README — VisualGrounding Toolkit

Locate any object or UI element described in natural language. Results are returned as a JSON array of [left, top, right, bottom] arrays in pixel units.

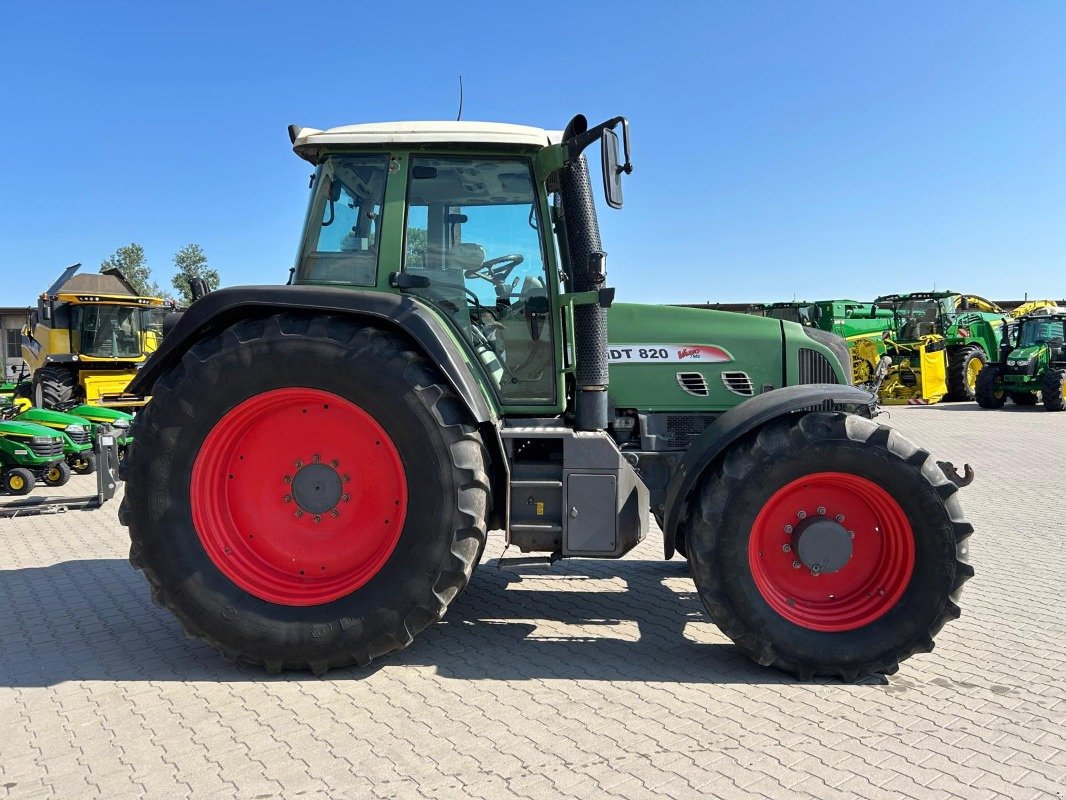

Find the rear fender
[[662, 384, 877, 558], [129, 285, 496, 424]]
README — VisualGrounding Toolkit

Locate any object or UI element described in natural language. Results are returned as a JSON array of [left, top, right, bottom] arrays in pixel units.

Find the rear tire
[[3, 467, 35, 495], [121, 313, 490, 674], [975, 366, 1006, 409], [947, 346, 986, 401], [1008, 391, 1039, 406], [33, 366, 78, 409], [1043, 368, 1066, 412], [42, 460, 71, 487], [683, 411, 973, 681]]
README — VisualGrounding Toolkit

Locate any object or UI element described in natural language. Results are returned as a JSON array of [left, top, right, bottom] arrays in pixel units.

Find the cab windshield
[[894, 298, 942, 339], [1019, 319, 1065, 348], [72, 304, 143, 358], [767, 306, 813, 326]]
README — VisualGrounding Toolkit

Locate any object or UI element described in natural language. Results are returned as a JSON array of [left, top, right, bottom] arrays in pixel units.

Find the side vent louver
[[675, 372, 709, 396], [721, 371, 755, 396]]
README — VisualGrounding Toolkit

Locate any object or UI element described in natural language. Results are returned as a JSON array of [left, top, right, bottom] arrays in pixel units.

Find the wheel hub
[[793, 517, 852, 575], [290, 463, 343, 514]]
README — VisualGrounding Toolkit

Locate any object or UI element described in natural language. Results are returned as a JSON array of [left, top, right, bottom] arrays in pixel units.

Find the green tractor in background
[[976, 311, 1066, 411], [121, 113, 972, 682], [760, 300, 895, 387], [872, 292, 1006, 402], [0, 418, 67, 495]]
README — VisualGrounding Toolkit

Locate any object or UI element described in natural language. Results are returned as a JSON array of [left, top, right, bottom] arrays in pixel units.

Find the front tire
[[121, 314, 490, 674], [42, 460, 71, 487], [33, 366, 78, 409], [1043, 368, 1066, 411], [70, 452, 97, 475], [683, 411, 973, 681], [1008, 391, 1039, 406], [3, 467, 35, 495], [975, 366, 1006, 409], [947, 346, 986, 402]]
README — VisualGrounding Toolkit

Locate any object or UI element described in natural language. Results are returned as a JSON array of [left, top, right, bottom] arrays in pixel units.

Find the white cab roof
[[291, 121, 562, 162]]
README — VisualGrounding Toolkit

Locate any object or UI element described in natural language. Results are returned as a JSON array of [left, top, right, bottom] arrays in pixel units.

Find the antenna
[[456, 75, 464, 121]]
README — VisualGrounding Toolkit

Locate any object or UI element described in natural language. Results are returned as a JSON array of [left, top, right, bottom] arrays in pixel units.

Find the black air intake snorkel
[[559, 114, 631, 431]]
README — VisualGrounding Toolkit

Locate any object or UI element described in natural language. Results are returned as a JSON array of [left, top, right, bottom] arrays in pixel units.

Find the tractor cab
[[21, 265, 165, 408]]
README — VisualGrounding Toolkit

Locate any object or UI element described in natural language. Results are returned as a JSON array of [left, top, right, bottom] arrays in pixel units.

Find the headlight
[[1008, 359, 1017, 366], [65, 424, 85, 433], [111, 419, 130, 429], [31, 435, 54, 444]]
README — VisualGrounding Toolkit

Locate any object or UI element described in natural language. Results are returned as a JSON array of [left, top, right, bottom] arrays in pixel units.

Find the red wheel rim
[[191, 388, 407, 606], [748, 472, 914, 632]]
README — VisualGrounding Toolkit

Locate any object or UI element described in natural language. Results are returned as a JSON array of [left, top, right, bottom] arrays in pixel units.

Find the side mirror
[[810, 305, 824, 322], [602, 129, 624, 209]]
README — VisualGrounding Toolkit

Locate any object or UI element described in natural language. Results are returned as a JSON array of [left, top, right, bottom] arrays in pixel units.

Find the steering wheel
[[465, 254, 524, 283]]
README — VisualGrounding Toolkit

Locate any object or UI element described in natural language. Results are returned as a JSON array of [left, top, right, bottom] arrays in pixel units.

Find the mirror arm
[[563, 116, 633, 173]]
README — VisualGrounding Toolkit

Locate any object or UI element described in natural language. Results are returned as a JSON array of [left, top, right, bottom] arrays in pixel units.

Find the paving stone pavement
[[1, 404, 1063, 800]]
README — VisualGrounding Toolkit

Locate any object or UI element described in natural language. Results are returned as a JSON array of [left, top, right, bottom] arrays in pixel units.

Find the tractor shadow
[[0, 553, 801, 688]]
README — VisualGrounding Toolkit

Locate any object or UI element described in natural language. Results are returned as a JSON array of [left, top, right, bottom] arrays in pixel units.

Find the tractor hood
[[66, 404, 133, 425], [605, 303, 797, 412], [15, 407, 90, 432], [1008, 345, 1045, 364], [0, 418, 63, 438]]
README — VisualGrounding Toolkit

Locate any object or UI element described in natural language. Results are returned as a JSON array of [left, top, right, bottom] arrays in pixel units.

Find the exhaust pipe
[[560, 115, 609, 431]]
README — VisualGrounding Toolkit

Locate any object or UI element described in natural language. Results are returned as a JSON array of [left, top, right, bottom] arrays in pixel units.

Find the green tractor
[[976, 311, 1066, 411], [873, 292, 1006, 401], [121, 114, 972, 681], [0, 418, 67, 495], [761, 300, 895, 387], [1, 397, 98, 475]]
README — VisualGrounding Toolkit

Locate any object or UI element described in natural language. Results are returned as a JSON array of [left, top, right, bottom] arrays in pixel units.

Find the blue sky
[[2, 2, 1064, 305]]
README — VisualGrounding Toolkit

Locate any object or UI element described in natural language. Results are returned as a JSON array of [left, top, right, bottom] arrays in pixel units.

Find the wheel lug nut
[[848, 530, 854, 539], [797, 510, 807, 520], [817, 506, 826, 516], [294, 510, 303, 518], [836, 514, 845, 523], [792, 560, 801, 569], [283, 475, 292, 484], [782, 544, 792, 553], [283, 494, 292, 503], [330, 509, 339, 518], [312, 454, 320, 463], [811, 564, 821, 575], [341, 494, 350, 503], [313, 515, 321, 524], [295, 460, 303, 468], [342, 474, 350, 483], [330, 459, 339, 468], [784, 524, 794, 534]]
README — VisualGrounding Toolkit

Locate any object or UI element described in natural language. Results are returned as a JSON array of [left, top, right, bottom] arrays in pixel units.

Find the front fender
[[662, 384, 876, 558], [129, 285, 497, 424]]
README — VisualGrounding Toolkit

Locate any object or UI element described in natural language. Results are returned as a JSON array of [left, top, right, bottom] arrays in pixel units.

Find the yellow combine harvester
[[21, 264, 167, 409]]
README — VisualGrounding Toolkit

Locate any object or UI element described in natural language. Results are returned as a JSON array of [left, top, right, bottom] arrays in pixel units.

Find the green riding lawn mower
[[0, 417, 67, 495], [120, 113, 973, 682], [976, 312, 1066, 411]]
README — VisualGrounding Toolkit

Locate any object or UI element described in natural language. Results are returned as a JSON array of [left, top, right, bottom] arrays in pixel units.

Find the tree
[[405, 227, 427, 266], [100, 243, 164, 297], [171, 243, 221, 306]]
